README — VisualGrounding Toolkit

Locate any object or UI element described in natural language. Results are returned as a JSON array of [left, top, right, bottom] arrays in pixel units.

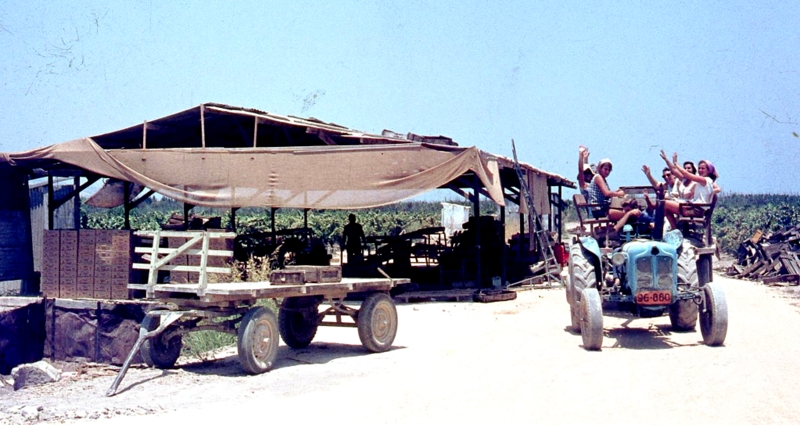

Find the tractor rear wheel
[[568, 242, 596, 333]]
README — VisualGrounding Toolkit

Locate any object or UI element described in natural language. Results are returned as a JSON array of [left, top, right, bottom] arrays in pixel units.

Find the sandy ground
[[3, 272, 800, 425]]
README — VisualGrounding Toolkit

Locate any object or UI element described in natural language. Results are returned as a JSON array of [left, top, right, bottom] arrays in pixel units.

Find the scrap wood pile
[[727, 226, 800, 286]]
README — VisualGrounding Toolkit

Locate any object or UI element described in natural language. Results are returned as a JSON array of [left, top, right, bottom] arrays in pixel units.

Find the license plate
[[635, 290, 672, 305]]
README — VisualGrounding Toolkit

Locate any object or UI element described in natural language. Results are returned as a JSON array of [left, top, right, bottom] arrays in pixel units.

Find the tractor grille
[[635, 256, 674, 290], [636, 257, 652, 289], [656, 256, 674, 290]]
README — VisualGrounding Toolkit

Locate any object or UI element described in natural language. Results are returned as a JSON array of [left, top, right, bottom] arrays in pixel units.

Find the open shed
[[0, 103, 574, 293]]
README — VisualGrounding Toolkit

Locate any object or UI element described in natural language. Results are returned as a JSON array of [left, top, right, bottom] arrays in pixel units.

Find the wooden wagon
[[108, 230, 408, 396]]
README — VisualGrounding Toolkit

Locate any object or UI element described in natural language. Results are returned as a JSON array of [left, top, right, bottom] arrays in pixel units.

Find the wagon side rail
[[130, 230, 236, 298]]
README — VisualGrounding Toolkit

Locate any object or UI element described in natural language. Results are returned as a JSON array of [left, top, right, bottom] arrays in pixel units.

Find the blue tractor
[[566, 197, 727, 350]]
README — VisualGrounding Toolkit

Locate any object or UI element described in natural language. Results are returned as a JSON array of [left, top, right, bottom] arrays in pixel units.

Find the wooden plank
[[134, 247, 233, 257], [132, 263, 231, 274], [741, 259, 765, 277], [762, 274, 800, 285], [134, 230, 235, 239]]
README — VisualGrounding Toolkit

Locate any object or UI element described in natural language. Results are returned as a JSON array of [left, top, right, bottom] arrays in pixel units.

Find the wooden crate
[[268, 270, 306, 285], [283, 265, 342, 283]]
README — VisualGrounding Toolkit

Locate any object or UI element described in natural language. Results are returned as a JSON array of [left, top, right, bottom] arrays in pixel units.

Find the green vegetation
[[81, 197, 498, 246], [83, 193, 800, 256], [713, 194, 800, 253]]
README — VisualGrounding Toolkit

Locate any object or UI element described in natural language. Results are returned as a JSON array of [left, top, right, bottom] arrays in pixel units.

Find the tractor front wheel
[[580, 288, 603, 351], [700, 282, 728, 346]]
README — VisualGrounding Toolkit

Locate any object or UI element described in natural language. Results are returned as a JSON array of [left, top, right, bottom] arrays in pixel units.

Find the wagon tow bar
[[106, 311, 184, 397]]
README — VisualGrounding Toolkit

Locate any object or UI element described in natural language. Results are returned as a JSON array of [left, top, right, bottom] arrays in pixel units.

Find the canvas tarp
[[1, 138, 505, 210]]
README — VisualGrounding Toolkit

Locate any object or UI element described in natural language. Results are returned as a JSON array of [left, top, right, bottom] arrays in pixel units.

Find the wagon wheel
[[279, 297, 322, 349], [140, 314, 182, 369], [357, 293, 398, 353], [237, 307, 280, 374]]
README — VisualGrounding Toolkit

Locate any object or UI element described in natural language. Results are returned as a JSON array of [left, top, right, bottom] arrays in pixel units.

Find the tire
[[140, 314, 182, 369], [670, 244, 699, 331], [568, 242, 596, 333], [581, 288, 603, 351], [700, 282, 728, 346], [357, 293, 398, 353], [237, 306, 280, 374], [278, 297, 320, 349]]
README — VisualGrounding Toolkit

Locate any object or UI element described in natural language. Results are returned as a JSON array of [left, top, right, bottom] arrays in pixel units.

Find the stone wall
[[44, 299, 151, 365], [1, 297, 152, 374], [0, 298, 45, 375]]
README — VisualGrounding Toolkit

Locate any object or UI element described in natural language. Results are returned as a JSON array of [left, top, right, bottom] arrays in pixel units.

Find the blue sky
[[2, 1, 798, 195]]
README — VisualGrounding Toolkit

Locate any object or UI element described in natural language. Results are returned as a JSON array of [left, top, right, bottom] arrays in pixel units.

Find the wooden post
[[304, 209, 309, 243], [473, 175, 482, 287], [271, 207, 277, 246], [183, 203, 193, 230], [253, 116, 258, 147], [146, 229, 161, 298], [518, 211, 524, 263], [229, 208, 238, 232], [500, 205, 506, 286], [201, 104, 206, 148], [198, 232, 210, 296], [47, 175, 54, 230], [123, 181, 131, 230], [73, 177, 80, 229]]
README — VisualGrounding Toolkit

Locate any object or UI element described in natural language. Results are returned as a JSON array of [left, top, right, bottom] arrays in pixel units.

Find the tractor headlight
[[611, 252, 628, 267]]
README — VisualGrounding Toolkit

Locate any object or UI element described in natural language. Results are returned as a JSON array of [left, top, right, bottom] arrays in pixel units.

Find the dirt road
[[3, 274, 800, 424]]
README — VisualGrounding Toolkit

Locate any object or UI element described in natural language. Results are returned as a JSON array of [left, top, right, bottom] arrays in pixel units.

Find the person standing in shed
[[343, 213, 366, 263]]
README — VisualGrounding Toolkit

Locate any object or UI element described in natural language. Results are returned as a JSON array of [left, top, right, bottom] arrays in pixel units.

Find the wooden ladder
[[510, 139, 562, 286]]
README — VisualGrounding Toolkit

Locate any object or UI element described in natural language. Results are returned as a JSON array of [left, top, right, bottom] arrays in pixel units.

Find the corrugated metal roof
[[87, 102, 573, 188]]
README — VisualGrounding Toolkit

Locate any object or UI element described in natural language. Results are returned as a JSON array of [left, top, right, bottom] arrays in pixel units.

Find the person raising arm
[[577, 145, 595, 199], [588, 158, 626, 222], [660, 150, 719, 228]]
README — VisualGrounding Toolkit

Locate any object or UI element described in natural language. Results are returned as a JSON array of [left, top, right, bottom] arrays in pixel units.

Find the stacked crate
[[40, 229, 131, 299], [111, 231, 132, 299], [59, 231, 78, 298], [40, 231, 60, 297], [94, 230, 114, 298], [77, 230, 96, 298]]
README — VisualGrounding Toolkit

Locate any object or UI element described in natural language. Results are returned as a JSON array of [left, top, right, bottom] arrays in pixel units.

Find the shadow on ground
[[605, 323, 701, 349], [178, 343, 407, 377]]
